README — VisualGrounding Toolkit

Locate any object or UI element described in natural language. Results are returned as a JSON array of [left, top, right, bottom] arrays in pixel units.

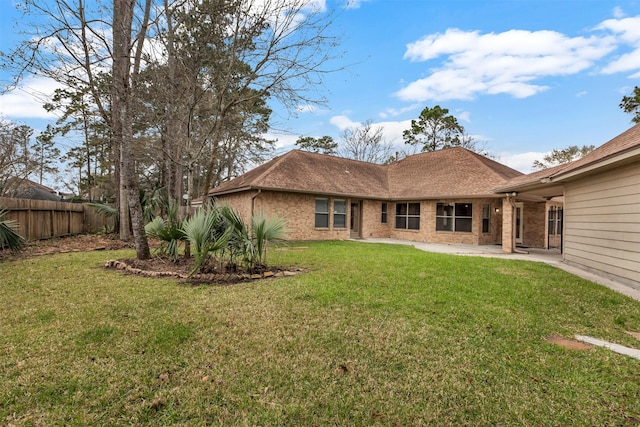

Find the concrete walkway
[[359, 238, 640, 302]]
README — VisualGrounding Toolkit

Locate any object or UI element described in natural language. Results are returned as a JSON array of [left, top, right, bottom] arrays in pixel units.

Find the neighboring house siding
[[563, 162, 640, 287]]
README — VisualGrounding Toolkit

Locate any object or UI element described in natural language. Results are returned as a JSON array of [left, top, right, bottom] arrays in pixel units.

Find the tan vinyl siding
[[563, 162, 640, 286]]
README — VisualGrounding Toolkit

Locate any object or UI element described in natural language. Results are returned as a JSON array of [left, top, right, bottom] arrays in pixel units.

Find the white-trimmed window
[[315, 198, 329, 228], [548, 207, 556, 235], [548, 206, 563, 235], [436, 202, 473, 232], [333, 199, 346, 228], [395, 202, 420, 230], [381, 203, 388, 223]]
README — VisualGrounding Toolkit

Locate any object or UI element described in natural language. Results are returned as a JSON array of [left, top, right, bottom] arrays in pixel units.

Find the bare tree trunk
[[112, 103, 130, 240], [113, 0, 149, 259]]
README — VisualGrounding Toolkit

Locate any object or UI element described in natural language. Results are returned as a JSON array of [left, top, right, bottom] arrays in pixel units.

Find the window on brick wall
[[315, 198, 329, 228], [482, 204, 490, 233], [334, 199, 346, 228], [381, 203, 388, 223], [436, 202, 473, 232], [548, 206, 563, 235], [395, 202, 420, 230], [556, 208, 563, 235]]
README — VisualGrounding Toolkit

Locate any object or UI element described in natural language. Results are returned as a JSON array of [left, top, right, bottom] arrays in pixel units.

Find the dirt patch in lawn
[[625, 331, 640, 341], [0, 234, 135, 261], [547, 335, 593, 350]]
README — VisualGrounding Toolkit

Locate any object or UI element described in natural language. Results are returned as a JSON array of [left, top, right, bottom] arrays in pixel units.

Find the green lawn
[[1, 241, 639, 425]]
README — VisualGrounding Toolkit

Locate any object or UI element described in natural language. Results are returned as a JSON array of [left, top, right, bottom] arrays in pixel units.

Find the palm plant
[[218, 204, 251, 269], [249, 212, 287, 268], [0, 208, 25, 253], [219, 205, 287, 271], [181, 204, 232, 275], [144, 202, 186, 262]]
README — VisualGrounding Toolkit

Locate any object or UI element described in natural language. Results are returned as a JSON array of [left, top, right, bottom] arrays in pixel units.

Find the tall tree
[[620, 86, 640, 124], [43, 76, 115, 202], [295, 136, 338, 154], [339, 120, 392, 164], [112, 0, 152, 259], [3, 0, 126, 235], [196, 0, 341, 195], [402, 105, 465, 152], [3, 0, 341, 253], [0, 120, 35, 197], [32, 125, 60, 186], [532, 145, 595, 170]]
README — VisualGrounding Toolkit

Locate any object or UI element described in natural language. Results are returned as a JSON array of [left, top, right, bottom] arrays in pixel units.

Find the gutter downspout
[[251, 189, 262, 217]]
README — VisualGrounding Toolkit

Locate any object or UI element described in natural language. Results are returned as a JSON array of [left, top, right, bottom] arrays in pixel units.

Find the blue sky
[[2, 0, 640, 179]]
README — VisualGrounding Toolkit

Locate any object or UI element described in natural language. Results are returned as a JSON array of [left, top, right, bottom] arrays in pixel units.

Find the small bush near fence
[[0, 197, 114, 241]]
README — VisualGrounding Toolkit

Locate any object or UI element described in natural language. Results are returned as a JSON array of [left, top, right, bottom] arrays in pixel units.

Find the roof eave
[[552, 146, 640, 182], [389, 193, 506, 201], [209, 185, 392, 200]]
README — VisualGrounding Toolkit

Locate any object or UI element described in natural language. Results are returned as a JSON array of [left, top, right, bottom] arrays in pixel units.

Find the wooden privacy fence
[[0, 197, 114, 241]]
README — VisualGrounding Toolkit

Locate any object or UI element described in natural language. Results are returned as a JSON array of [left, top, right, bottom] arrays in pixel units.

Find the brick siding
[[213, 190, 517, 246]]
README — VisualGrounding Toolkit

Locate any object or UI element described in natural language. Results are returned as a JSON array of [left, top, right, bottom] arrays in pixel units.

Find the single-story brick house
[[497, 123, 640, 288], [206, 147, 561, 250]]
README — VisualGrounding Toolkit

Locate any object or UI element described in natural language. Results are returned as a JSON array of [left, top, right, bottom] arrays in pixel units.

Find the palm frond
[[0, 208, 25, 253], [251, 212, 287, 267], [145, 216, 185, 261], [87, 203, 118, 218], [182, 205, 232, 276]]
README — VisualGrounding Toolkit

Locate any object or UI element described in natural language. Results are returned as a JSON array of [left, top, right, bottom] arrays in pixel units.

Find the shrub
[[144, 202, 186, 262], [181, 204, 231, 275]]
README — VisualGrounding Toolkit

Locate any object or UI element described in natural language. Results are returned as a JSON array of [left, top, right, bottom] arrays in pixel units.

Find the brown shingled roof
[[551, 122, 640, 177], [388, 148, 522, 199], [497, 123, 640, 193], [208, 150, 389, 198], [208, 147, 523, 200]]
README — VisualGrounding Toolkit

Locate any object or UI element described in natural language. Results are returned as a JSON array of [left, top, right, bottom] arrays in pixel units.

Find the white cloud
[[496, 151, 548, 174], [378, 103, 420, 119], [576, 90, 587, 97], [457, 111, 471, 123], [330, 114, 412, 147], [374, 119, 412, 146], [397, 28, 616, 102], [613, 7, 626, 19], [345, 0, 371, 9], [329, 114, 360, 130], [0, 76, 61, 119], [264, 130, 300, 150], [597, 16, 640, 75]]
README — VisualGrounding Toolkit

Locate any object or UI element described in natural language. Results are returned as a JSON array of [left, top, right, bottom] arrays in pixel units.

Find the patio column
[[501, 196, 515, 253]]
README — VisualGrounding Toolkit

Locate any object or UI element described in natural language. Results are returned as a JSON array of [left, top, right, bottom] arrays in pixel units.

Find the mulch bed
[[1, 233, 302, 285], [105, 257, 303, 285]]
